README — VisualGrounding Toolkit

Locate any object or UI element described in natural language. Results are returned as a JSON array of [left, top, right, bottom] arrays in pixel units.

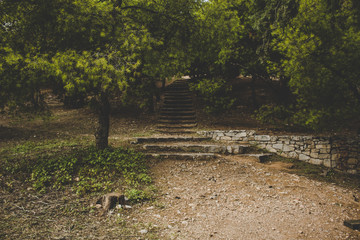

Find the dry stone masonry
[[198, 130, 360, 174]]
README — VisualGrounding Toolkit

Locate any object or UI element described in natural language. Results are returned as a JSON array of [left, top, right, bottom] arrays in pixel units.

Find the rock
[[299, 154, 310, 161], [181, 221, 189, 225], [255, 135, 271, 141], [309, 159, 323, 165], [139, 229, 148, 234], [273, 144, 283, 150], [344, 220, 360, 230]]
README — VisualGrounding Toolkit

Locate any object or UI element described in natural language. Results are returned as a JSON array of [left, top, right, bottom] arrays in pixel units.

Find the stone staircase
[[157, 79, 197, 132], [131, 78, 272, 161]]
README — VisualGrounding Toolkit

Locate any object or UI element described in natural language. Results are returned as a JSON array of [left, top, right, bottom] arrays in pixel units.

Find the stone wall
[[198, 130, 360, 174]]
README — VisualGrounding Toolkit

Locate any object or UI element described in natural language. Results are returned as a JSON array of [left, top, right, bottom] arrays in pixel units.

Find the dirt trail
[[131, 156, 360, 239]]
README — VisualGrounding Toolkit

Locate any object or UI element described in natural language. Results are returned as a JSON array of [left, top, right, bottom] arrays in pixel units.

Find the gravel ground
[[131, 155, 360, 240]]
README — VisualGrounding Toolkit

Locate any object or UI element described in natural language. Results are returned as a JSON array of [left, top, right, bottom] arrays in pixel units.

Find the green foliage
[[190, 78, 235, 114], [1, 141, 151, 195], [255, 104, 292, 125], [271, 0, 360, 130], [125, 188, 152, 203]]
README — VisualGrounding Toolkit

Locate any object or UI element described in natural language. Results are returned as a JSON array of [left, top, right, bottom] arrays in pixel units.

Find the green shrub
[[189, 78, 235, 114], [255, 104, 292, 125]]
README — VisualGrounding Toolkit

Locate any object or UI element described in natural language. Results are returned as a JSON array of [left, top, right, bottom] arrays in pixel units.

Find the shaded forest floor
[[1, 88, 359, 239]]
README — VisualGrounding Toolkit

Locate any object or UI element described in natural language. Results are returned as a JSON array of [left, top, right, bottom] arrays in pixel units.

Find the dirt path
[[131, 156, 360, 239]]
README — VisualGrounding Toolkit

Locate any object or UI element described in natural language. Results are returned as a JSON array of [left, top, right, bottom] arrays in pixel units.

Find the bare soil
[[130, 156, 360, 239]]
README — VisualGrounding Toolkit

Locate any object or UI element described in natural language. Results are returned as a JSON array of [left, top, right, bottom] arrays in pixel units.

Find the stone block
[[320, 148, 330, 154], [283, 145, 295, 152], [291, 136, 301, 141], [318, 154, 330, 159], [273, 144, 283, 150], [316, 144, 330, 149], [348, 158, 358, 165], [270, 136, 278, 141], [235, 132, 247, 138], [247, 130, 256, 136], [266, 145, 277, 153], [311, 148, 320, 153], [233, 146, 240, 154], [288, 152, 298, 159], [226, 133, 236, 137], [299, 154, 310, 161], [310, 152, 319, 158], [221, 136, 232, 141], [227, 146, 233, 154], [255, 135, 271, 141], [347, 169, 358, 174], [257, 144, 266, 149], [323, 159, 332, 168], [309, 159, 323, 165]]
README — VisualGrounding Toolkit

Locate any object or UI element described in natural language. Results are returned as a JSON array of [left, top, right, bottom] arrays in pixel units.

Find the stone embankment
[[198, 130, 360, 174]]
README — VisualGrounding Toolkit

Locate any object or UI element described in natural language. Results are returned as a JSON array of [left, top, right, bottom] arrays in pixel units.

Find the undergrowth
[[0, 140, 153, 202]]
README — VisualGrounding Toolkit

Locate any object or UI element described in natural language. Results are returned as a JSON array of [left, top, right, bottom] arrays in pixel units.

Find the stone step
[[160, 111, 196, 116], [158, 119, 197, 124], [143, 144, 249, 154], [159, 115, 196, 120], [162, 104, 194, 109], [132, 136, 211, 144], [164, 99, 193, 104], [161, 107, 194, 111], [157, 130, 197, 134], [164, 90, 190, 94], [146, 152, 216, 160], [164, 96, 193, 101], [166, 86, 188, 90], [157, 124, 197, 129], [164, 92, 192, 96]]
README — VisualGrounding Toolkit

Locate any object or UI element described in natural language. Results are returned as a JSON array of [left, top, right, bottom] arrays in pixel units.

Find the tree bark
[[95, 93, 110, 150]]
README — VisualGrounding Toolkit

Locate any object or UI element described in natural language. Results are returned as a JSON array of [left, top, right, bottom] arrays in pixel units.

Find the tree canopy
[[1, 0, 359, 147]]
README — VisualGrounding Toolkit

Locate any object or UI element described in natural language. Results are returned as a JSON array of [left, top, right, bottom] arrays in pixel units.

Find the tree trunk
[[95, 93, 110, 150]]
